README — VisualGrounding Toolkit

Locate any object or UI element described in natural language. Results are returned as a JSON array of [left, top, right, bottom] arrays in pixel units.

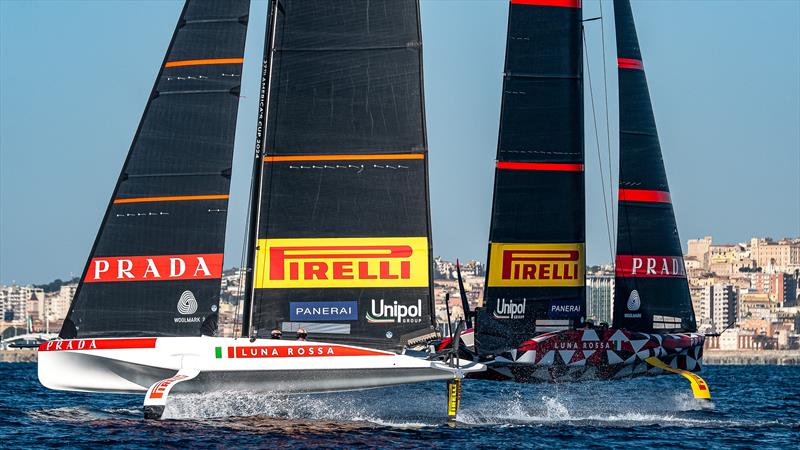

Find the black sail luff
[[247, 0, 436, 351], [60, 0, 250, 338], [612, 0, 696, 333], [476, 0, 585, 355]]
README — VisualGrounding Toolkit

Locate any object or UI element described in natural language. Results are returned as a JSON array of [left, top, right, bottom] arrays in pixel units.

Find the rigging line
[[236, 2, 274, 340], [598, 0, 617, 249], [583, 27, 615, 261], [233, 147, 258, 340], [248, 0, 283, 338]]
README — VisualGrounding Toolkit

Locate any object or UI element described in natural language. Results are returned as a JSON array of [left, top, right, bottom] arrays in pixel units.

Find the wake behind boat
[[39, 0, 483, 420]]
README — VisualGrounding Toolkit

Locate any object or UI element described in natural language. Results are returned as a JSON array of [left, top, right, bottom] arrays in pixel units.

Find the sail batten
[[60, 0, 251, 339], [612, 0, 696, 333], [475, 0, 585, 354]]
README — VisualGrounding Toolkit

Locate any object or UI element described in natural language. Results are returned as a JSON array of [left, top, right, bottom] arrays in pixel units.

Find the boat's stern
[[38, 338, 179, 393]]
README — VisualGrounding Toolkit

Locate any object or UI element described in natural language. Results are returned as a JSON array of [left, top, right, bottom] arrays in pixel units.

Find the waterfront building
[[705, 328, 758, 350], [750, 272, 798, 306], [708, 243, 754, 276], [1, 285, 44, 323], [739, 292, 774, 322], [586, 275, 614, 324], [48, 284, 76, 321], [750, 237, 800, 272], [690, 283, 737, 333], [712, 284, 738, 333], [687, 236, 712, 270], [690, 286, 712, 332]]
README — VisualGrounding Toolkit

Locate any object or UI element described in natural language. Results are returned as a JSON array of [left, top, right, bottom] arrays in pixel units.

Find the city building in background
[[3, 235, 799, 349], [587, 272, 614, 325]]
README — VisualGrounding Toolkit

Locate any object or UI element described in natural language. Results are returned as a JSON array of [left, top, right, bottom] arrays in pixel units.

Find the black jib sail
[[612, 0, 696, 333], [476, 0, 585, 354], [244, 0, 436, 351], [60, 0, 250, 338]]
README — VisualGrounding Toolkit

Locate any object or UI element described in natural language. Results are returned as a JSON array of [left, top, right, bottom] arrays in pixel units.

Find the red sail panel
[[612, 0, 696, 333]]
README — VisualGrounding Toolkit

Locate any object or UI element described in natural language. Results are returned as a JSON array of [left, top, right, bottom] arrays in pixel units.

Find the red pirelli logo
[[255, 238, 428, 288], [616, 255, 686, 278], [84, 254, 223, 283], [487, 243, 585, 287]]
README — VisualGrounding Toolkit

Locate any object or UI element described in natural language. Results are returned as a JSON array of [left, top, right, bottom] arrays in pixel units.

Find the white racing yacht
[[39, 0, 483, 420]]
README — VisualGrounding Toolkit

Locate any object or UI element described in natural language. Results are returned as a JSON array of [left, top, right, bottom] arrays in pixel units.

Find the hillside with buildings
[[3, 236, 799, 351]]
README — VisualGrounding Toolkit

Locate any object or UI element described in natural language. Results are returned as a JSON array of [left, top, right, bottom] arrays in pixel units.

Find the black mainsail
[[612, 0, 696, 333], [476, 0, 585, 354], [244, 0, 436, 351], [60, 0, 250, 338]]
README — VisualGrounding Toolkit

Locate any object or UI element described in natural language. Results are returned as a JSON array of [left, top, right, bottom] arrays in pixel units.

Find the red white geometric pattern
[[473, 328, 705, 383]]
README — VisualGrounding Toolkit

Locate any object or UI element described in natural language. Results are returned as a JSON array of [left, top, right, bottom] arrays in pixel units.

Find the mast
[[245, 0, 436, 351], [612, 0, 696, 333], [242, 0, 279, 338], [60, 0, 251, 339], [475, 0, 585, 354]]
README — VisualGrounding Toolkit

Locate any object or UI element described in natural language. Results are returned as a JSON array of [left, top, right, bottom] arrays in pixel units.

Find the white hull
[[38, 337, 483, 396]]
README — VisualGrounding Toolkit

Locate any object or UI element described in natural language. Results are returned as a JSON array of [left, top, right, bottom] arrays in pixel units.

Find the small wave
[[25, 406, 140, 423]]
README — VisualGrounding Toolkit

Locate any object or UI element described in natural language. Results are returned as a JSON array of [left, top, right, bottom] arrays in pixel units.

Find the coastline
[[703, 350, 800, 366], [3, 349, 799, 365], [0, 349, 37, 363]]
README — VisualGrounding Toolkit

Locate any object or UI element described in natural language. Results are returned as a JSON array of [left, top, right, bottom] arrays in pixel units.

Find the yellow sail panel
[[254, 237, 429, 289], [486, 243, 585, 287]]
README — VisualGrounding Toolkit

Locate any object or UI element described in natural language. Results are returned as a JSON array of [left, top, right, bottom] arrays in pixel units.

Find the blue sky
[[1, 0, 798, 284]]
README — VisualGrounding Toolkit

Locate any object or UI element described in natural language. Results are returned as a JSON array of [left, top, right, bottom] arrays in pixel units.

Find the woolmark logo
[[493, 298, 526, 320], [366, 299, 423, 324], [627, 290, 641, 311], [255, 237, 428, 289], [84, 254, 223, 283], [624, 290, 643, 319], [177, 291, 198, 315], [487, 243, 585, 287]]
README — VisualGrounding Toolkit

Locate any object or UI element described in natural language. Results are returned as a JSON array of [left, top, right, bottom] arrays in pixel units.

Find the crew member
[[270, 329, 282, 339], [297, 328, 308, 341]]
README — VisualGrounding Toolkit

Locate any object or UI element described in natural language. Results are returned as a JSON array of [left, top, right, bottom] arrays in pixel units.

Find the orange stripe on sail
[[264, 154, 424, 162], [113, 194, 229, 204], [164, 58, 244, 68]]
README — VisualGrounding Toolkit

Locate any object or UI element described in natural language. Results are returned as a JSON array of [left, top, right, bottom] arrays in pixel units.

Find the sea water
[[2, 364, 798, 448]]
